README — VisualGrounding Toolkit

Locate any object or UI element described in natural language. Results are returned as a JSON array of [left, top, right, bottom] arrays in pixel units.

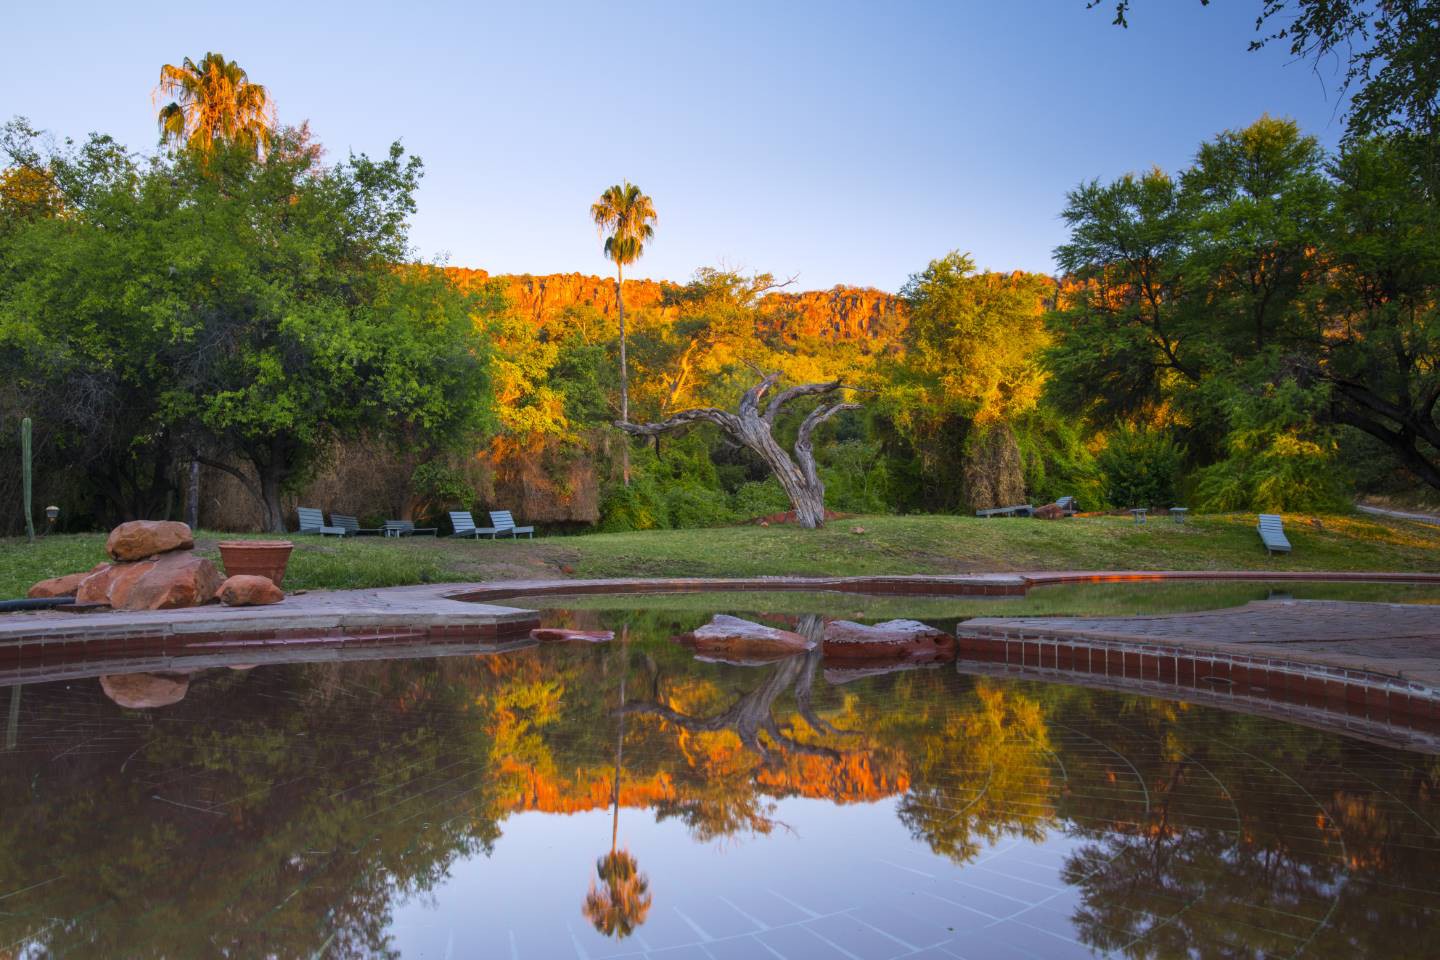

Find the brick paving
[[964, 599, 1440, 686]]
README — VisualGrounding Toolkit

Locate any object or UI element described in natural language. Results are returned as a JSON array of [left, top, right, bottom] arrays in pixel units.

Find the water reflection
[[0, 604, 1437, 958]]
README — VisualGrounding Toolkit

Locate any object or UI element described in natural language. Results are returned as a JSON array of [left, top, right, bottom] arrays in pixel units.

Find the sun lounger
[[1258, 514, 1292, 555], [297, 507, 344, 537], [489, 510, 535, 538], [384, 520, 438, 537], [449, 510, 499, 539], [1057, 496, 1078, 516], [331, 514, 383, 536], [975, 504, 1034, 518]]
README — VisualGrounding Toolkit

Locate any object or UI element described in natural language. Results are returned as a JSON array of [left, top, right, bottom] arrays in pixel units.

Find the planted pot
[[217, 540, 294, 588]]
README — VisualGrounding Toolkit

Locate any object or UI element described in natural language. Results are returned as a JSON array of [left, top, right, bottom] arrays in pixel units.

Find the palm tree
[[154, 53, 274, 157], [590, 183, 656, 483]]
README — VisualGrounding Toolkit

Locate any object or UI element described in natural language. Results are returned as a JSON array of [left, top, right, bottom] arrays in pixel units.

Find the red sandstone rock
[[100, 672, 190, 709], [822, 619, 956, 660], [27, 563, 109, 599], [106, 520, 194, 562], [1034, 503, 1064, 520], [125, 553, 225, 610], [530, 627, 613, 642], [216, 574, 285, 606], [681, 615, 814, 661], [78, 552, 224, 610]]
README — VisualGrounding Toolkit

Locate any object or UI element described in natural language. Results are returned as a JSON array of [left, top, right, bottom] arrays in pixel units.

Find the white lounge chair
[[489, 510, 535, 539], [1258, 514, 1292, 555], [297, 507, 344, 537], [449, 510, 499, 539]]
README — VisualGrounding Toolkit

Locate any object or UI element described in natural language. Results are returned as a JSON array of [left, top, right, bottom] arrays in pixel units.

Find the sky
[[1, 1, 1353, 292]]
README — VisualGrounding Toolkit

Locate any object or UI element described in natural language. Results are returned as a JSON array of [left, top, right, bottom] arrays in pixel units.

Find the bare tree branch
[[615, 407, 740, 437], [763, 379, 844, 424]]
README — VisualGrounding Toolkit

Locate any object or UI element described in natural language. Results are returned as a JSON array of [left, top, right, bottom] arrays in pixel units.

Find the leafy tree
[[154, 52, 274, 157], [890, 252, 1053, 510]]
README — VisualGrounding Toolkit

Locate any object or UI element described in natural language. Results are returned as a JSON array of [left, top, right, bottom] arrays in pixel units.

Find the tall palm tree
[[590, 182, 656, 483], [154, 52, 274, 157]]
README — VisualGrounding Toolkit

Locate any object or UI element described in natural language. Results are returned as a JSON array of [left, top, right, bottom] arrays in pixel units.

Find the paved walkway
[[1358, 503, 1440, 527], [965, 599, 1440, 686]]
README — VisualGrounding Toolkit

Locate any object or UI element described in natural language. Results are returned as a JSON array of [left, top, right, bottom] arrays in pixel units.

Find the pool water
[[2, 600, 1438, 958]]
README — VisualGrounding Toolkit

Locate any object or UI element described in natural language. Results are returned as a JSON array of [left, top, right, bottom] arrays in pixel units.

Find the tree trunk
[[617, 373, 858, 529], [186, 458, 200, 529], [617, 265, 630, 487]]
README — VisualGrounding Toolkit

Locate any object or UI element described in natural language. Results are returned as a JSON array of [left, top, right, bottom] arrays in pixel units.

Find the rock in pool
[[822, 619, 956, 660], [681, 614, 814, 661]]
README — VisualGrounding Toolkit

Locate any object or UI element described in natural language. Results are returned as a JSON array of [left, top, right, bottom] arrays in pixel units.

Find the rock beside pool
[[530, 627, 614, 642], [100, 672, 190, 709], [216, 575, 285, 607], [27, 563, 110, 599], [681, 615, 814, 660], [822, 619, 955, 660], [78, 552, 225, 611], [106, 520, 195, 562]]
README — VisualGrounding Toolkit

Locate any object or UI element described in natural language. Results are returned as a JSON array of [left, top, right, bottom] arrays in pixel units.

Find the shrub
[[597, 477, 669, 532], [819, 440, 893, 514], [1096, 426, 1185, 508], [663, 482, 736, 528], [730, 480, 790, 520], [1195, 431, 1349, 512]]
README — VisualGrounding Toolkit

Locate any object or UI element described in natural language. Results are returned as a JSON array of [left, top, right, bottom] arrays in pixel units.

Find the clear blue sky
[[1, 1, 1350, 291]]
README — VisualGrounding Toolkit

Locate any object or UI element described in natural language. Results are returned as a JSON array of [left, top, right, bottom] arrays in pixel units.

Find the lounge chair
[[384, 520, 438, 538], [297, 507, 344, 537], [331, 514, 383, 536], [975, 504, 1034, 518], [489, 510, 535, 539], [449, 510, 499, 539], [1257, 514, 1292, 555], [1057, 496, 1078, 516]]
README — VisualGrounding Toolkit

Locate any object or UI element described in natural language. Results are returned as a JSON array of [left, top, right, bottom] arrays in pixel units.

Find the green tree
[[154, 52, 274, 157]]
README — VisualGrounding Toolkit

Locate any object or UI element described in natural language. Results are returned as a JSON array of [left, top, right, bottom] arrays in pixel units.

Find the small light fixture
[[45, 505, 59, 526]]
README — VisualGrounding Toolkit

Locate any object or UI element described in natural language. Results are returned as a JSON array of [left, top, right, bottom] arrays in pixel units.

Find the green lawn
[[3, 511, 1437, 598]]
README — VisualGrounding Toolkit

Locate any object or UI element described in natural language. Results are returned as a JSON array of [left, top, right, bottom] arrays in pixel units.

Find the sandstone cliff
[[446, 267, 906, 342]]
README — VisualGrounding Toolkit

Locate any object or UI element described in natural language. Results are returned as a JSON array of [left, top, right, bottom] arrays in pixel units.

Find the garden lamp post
[[45, 505, 58, 533]]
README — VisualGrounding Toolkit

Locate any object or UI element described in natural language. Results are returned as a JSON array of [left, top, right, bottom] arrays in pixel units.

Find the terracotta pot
[[217, 541, 294, 587]]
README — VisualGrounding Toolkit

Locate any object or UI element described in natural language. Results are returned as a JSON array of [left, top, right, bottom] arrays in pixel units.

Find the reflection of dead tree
[[621, 621, 857, 766], [617, 373, 859, 529]]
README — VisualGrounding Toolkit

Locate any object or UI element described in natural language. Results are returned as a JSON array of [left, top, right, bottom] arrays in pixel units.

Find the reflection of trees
[[1047, 697, 1440, 959]]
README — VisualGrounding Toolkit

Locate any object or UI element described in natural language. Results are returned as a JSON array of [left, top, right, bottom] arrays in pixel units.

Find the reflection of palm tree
[[583, 848, 652, 938], [584, 623, 653, 939]]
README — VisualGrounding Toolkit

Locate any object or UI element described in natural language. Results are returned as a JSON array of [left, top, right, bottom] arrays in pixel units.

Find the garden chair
[[297, 507, 344, 537], [384, 520, 438, 537], [331, 514, 383, 536], [489, 510, 536, 539], [1257, 514, 1292, 555], [449, 510, 499, 539]]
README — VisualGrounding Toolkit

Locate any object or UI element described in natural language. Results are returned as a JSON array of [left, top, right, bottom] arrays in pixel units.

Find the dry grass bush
[[962, 424, 1026, 512]]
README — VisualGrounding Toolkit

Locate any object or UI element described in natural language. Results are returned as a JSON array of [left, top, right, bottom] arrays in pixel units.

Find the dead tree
[[616, 373, 859, 529]]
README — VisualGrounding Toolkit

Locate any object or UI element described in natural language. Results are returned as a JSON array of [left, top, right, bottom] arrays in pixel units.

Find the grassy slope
[[2, 512, 1437, 598]]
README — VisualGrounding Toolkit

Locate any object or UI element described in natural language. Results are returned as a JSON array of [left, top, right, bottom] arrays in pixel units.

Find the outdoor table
[[1170, 507, 1188, 524], [1129, 508, 1148, 525]]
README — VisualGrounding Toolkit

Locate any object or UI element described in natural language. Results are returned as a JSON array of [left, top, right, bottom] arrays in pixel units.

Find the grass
[[3, 511, 1438, 598]]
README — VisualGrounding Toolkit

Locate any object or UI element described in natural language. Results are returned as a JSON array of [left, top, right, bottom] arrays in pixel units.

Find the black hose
[[0, 596, 74, 611]]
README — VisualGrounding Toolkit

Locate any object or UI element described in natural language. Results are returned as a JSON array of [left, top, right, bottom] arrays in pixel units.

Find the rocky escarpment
[[445, 268, 906, 342]]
